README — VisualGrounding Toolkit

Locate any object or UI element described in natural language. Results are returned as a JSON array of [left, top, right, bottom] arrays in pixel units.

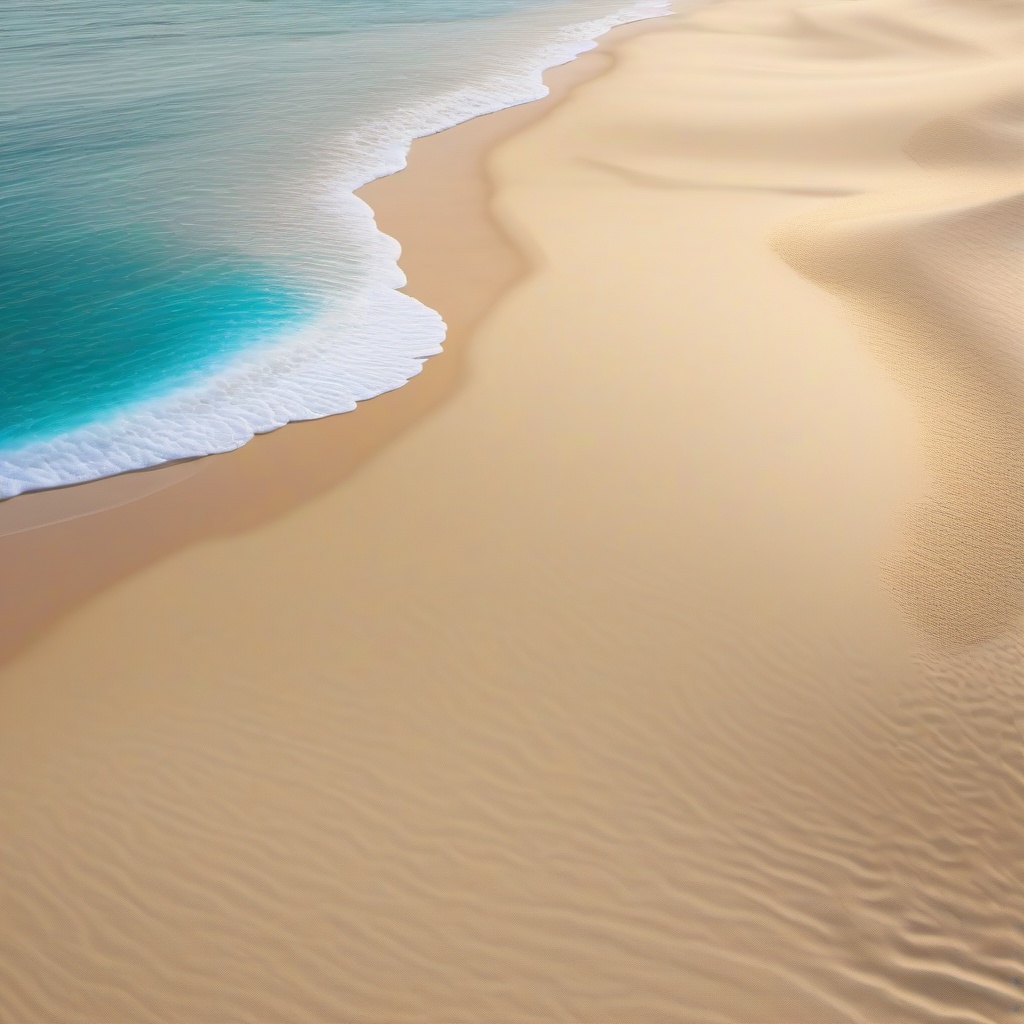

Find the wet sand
[[3, 2, 1024, 1021], [0, 19, 660, 666]]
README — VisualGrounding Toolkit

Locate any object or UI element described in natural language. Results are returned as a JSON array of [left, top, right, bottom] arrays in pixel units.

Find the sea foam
[[0, 1, 670, 500]]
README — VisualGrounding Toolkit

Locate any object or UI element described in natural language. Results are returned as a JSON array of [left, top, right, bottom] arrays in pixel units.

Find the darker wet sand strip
[[0, 18, 667, 666]]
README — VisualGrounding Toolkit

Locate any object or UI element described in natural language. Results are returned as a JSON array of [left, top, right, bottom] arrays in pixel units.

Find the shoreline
[[0, 13, 671, 664], [0, 4, 671, 505]]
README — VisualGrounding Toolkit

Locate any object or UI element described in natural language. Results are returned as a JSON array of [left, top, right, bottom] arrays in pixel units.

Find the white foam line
[[0, 1, 672, 501]]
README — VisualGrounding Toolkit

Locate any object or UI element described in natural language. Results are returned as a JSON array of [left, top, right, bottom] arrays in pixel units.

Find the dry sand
[[2, 1, 1024, 1021]]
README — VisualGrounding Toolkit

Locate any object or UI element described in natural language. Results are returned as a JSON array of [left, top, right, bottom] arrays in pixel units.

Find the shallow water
[[0, 0, 664, 497]]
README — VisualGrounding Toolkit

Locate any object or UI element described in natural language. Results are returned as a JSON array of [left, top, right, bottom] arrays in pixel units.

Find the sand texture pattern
[[2, 1, 1024, 1021]]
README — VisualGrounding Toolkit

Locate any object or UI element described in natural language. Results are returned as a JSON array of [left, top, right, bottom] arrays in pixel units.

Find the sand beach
[[2, 1, 1024, 1020]]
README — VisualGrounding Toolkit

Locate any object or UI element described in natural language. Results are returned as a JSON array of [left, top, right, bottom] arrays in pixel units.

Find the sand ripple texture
[[3, 0, 1024, 1021]]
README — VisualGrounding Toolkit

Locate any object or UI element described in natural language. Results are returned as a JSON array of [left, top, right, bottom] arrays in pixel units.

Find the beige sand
[[3, 2, 1024, 1021]]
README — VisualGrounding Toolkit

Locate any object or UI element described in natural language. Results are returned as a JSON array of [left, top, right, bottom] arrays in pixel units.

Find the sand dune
[[2, 1, 1024, 1022], [771, 0, 1024, 647]]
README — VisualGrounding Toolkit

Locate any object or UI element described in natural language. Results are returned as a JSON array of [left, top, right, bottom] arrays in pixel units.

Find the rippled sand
[[2, 2, 1024, 1021]]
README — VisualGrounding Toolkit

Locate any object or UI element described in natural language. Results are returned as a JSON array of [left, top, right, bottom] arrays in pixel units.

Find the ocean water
[[0, 0, 667, 498]]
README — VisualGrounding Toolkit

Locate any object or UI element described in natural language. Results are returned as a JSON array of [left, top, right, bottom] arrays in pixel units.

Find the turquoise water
[[0, 0, 664, 496], [0, 225, 306, 448]]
